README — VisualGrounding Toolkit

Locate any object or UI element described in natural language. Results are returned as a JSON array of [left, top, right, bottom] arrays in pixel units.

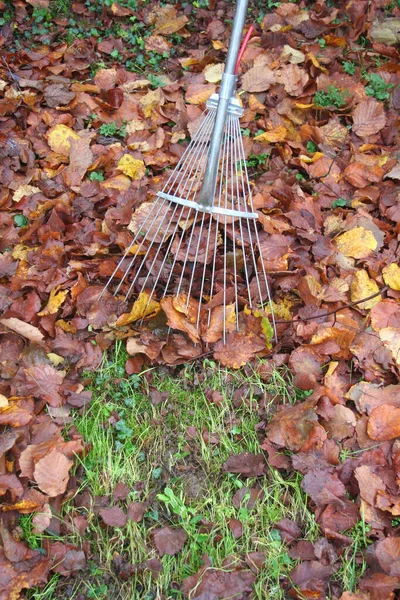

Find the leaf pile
[[0, 0, 400, 597]]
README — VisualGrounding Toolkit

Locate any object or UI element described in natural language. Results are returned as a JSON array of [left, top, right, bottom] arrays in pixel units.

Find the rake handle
[[197, 0, 249, 208]]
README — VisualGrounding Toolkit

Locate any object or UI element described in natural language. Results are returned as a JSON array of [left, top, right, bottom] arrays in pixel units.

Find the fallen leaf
[[350, 270, 380, 310], [38, 287, 69, 316], [376, 537, 400, 576], [99, 506, 127, 527], [47, 124, 80, 156], [223, 452, 266, 477], [379, 327, 400, 367], [203, 63, 225, 83], [0, 317, 45, 345], [383, 263, 400, 291], [116, 292, 160, 326], [117, 155, 146, 180], [34, 448, 73, 497], [368, 404, 400, 441], [353, 99, 387, 138], [335, 227, 378, 259], [241, 65, 276, 92], [153, 526, 187, 556]]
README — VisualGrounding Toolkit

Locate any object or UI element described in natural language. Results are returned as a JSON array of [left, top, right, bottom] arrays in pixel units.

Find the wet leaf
[[153, 526, 187, 556], [99, 506, 127, 527], [116, 292, 160, 326]]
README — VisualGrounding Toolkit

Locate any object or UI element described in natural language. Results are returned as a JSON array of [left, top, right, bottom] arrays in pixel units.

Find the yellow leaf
[[383, 263, 400, 291], [117, 155, 146, 180], [254, 125, 287, 144], [102, 174, 131, 192], [13, 184, 41, 203], [203, 63, 225, 83], [379, 328, 400, 367], [299, 152, 324, 163], [47, 353, 65, 366], [335, 227, 378, 259], [294, 102, 314, 109], [38, 287, 69, 316], [212, 40, 225, 50], [116, 291, 160, 326], [307, 52, 328, 73], [47, 124, 80, 156], [12, 244, 37, 261], [350, 270, 380, 310], [0, 394, 8, 408]]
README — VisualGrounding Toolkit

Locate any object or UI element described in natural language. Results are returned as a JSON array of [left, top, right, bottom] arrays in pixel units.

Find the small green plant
[[317, 38, 326, 49], [343, 60, 356, 75], [306, 140, 318, 153], [14, 214, 29, 228], [98, 121, 127, 138], [88, 170, 105, 182], [363, 73, 393, 101], [241, 153, 270, 170], [32, 6, 52, 23], [332, 197, 347, 209], [147, 73, 167, 88], [314, 85, 350, 109]]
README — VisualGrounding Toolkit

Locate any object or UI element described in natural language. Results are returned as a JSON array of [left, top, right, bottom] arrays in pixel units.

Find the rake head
[[101, 95, 276, 344]]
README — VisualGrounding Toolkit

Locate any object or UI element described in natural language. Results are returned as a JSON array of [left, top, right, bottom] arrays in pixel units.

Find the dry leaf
[[350, 270, 380, 310], [241, 65, 276, 93], [116, 292, 160, 326], [382, 263, 400, 291], [335, 227, 378, 259], [38, 287, 69, 316], [353, 99, 387, 138], [47, 124, 80, 156], [117, 155, 146, 180], [34, 448, 73, 497], [367, 404, 400, 441]]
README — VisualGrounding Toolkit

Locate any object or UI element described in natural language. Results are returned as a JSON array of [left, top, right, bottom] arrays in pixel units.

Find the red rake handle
[[234, 24, 255, 75]]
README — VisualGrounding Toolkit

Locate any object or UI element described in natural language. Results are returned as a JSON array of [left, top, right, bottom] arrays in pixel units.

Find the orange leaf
[[367, 404, 400, 441], [353, 99, 386, 138]]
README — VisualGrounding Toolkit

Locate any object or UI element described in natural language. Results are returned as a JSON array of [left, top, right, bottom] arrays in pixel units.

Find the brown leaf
[[99, 506, 127, 527], [185, 83, 216, 104], [223, 452, 266, 477], [368, 404, 400, 441], [232, 486, 264, 510], [214, 332, 266, 368], [44, 83, 75, 108], [33, 448, 73, 497], [302, 469, 347, 507], [32, 503, 52, 535], [241, 65, 276, 92], [0, 317, 45, 345], [266, 400, 322, 452], [376, 537, 400, 577], [153, 526, 187, 556], [353, 99, 386, 138], [63, 137, 93, 188], [182, 565, 255, 599], [23, 364, 64, 406], [275, 518, 301, 543], [354, 465, 386, 506], [161, 295, 200, 343], [127, 502, 147, 523], [228, 518, 243, 539], [0, 403, 33, 428]]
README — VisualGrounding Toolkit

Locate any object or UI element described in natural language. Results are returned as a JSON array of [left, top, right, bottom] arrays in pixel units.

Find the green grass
[[26, 344, 319, 599]]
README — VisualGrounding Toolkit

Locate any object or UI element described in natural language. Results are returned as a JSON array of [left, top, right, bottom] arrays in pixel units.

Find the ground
[[0, 0, 400, 599]]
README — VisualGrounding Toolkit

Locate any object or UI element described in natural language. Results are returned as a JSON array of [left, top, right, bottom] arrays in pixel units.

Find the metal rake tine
[[228, 114, 240, 332], [235, 119, 277, 341], [117, 109, 216, 300], [232, 117, 252, 309], [101, 196, 169, 299], [141, 112, 217, 305], [162, 109, 215, 193], [195, 123, 229, 327]]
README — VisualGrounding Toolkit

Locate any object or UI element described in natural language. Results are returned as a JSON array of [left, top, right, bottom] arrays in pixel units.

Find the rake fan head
[[102, 96, 276, 343]]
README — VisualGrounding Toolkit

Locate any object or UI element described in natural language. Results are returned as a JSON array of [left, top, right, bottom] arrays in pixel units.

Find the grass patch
[[26, 343, 319, 598]]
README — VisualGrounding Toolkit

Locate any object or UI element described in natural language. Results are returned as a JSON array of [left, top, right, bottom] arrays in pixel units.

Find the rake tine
[[141, 110, 216, 304]]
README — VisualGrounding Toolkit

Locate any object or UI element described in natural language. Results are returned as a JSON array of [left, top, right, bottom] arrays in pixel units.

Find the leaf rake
[[101, 0, 277, 344]]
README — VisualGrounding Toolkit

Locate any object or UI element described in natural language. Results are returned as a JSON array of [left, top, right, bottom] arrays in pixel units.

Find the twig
[[274, 286, 388, 325]]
